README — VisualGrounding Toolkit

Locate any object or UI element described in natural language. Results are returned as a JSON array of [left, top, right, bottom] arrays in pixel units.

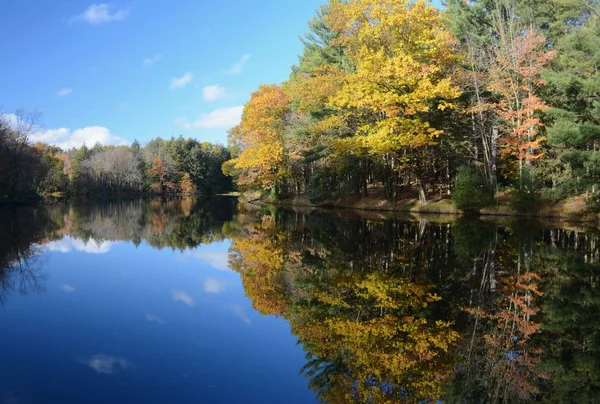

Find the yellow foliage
[[326, 0, 461, 155], [290, 270, 458, 402], [225, 85, 291, 190], [285, 67, 346, 114]]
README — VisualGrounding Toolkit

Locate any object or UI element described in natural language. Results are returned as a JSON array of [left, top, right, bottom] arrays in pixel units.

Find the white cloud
[[175, 106, 243, 131], [86, 354, 130, 374], [202, 85, 227, 102], [2, 113, 19, 128], [45, 236, 116, 254], [30, 126, 128, 150], [172, 291, 195, 307], [3, 112, 128, 150], [204, 278, 226, 294], [170, 72, 194, 90], [60, 284, 76, 293], [179, 247, 230, 271], [228, 305, 251, 324], [228, 54, 251, 74], [145, 313, 165, 325], [57, 88, 73, 97], [143, 53, 163, 67], [71, 4, 130, 25]]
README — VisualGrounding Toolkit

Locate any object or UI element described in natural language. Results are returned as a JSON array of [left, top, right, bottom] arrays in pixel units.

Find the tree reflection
[[0, 198, 236, 304], [1, 199, 598, 402], [48, 197, 235, 250], [0, 207, 53, 304], [227, 206, 459, 402], [227, 206, 600, 403]]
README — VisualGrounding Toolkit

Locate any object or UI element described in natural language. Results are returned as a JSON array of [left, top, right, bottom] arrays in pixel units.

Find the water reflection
[[85, 354, 131, 374], [172, 290, 196, 307], [226, 205, 600, 403], [0, 198, 598, 403], [46, 236, 115, 254], [0, 198, 235, 304], [0, 206, 53, 303]]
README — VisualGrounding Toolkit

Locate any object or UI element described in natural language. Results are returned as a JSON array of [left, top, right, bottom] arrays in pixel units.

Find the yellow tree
[[223, 85, 290, 191], [327, 0, 461, 203], [285, 66, 349, 148]]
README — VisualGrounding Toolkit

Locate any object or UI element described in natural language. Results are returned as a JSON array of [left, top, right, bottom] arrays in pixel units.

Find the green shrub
[[452, 166, 490, 211], [510, 167, 539, 211], [308, 172, 333, 203]]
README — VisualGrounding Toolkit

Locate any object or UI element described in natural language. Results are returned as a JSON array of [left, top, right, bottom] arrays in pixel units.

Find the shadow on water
[[0, 197, 598, 402]]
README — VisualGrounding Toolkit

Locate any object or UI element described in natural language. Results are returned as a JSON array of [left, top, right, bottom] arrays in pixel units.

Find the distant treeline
[[0, 112, 232, 200], [224, 0, 600, 210]]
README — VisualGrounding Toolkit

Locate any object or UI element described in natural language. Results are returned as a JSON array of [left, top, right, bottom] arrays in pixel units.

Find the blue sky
[[0, 1, 441, 148]]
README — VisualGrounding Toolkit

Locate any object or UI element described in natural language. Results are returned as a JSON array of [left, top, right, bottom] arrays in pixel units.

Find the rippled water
[[0, 198, 598, 403]]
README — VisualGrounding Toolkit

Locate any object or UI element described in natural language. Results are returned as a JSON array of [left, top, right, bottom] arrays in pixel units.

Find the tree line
[[0, 112, 232, 200], [224, 0, 600, 211]]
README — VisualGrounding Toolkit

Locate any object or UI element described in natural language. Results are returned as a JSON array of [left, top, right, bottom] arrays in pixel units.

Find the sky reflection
[[45, 236, 116, 254]]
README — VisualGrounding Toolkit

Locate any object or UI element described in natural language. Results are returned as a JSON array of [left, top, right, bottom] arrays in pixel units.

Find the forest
[[0, 111, 232, 200], [224, 0, 600, 214]]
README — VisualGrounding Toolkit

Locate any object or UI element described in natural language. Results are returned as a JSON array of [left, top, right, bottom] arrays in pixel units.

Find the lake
[[0, 198, 598, 403]]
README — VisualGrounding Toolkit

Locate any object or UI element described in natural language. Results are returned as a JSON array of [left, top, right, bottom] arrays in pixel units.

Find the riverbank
[[243, 190, 600, 224], [0, 191, 230, 207]]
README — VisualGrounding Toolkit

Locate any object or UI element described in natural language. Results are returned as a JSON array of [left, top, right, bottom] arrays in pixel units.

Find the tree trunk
[[418, 183, 427, 205]]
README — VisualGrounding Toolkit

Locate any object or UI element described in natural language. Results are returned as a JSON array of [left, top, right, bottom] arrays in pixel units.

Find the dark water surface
[[0, 198, 598, 403]]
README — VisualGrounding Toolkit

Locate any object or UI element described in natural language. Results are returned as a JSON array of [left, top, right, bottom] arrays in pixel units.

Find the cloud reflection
[[45, 236, 114, 254], [228, 305, 251, 325], [60, 284, 76, 293], [204, 278, 226, 294], [179, 246, 230, 271], [172, 291, 195, 307], [86, 354, 130, 374], [145, 313, 166, 325]]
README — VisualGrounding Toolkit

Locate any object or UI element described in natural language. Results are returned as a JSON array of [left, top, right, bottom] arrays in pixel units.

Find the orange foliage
[[489, 31, 556, 166]]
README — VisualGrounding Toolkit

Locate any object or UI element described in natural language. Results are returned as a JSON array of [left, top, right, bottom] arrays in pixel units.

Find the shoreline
[[245, 193, 600, 225], [0, 192, 233, 207]]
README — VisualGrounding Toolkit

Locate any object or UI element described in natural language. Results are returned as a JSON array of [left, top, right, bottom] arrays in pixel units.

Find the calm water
[[0, 198, 598, 403]]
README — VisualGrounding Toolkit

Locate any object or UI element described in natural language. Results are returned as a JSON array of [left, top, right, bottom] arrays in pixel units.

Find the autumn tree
[[179, 172, 196, 195], [325, 0, 461, 203], [284, 3, 355, 200], [488, 18, 555, 194], [223, 85, 291, 193], [148, 155, 178, 194]]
